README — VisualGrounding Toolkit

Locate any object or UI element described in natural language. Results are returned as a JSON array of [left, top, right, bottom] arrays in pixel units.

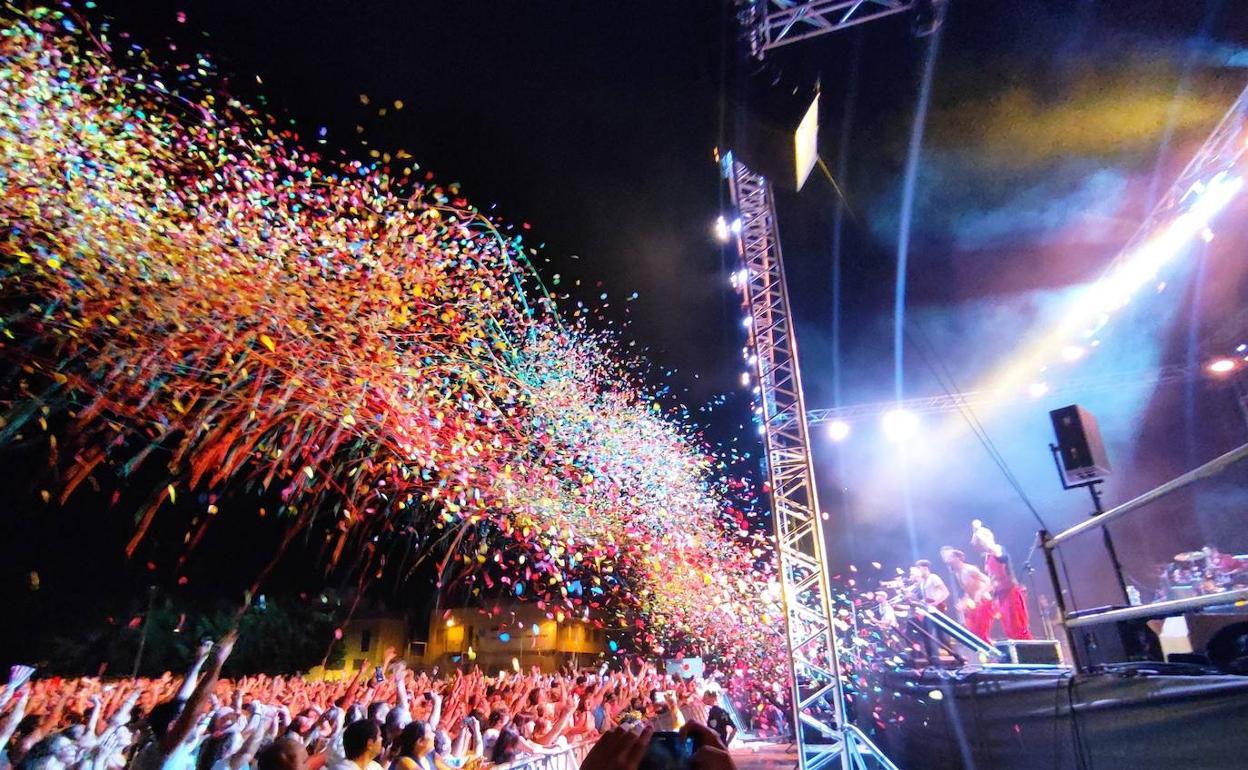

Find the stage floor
[[859, 664, 1248, 769], [730, 740, 794, 770]]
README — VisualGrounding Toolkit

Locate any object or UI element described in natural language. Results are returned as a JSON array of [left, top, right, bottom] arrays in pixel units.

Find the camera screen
[[639, 732, 693, 770]]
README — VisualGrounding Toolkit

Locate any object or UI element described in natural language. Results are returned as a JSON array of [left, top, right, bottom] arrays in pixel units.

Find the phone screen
[[639, 732, 693, 770]]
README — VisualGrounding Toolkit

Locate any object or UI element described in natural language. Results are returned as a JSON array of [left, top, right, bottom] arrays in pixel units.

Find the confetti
[[0, 4, 787, 690]]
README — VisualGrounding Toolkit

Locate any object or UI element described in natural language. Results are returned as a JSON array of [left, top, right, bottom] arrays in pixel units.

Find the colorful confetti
[[0, 5, 786, 685]]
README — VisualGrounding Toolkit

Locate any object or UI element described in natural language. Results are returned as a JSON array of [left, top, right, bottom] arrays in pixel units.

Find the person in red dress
[[970, 520, 1033, 640]]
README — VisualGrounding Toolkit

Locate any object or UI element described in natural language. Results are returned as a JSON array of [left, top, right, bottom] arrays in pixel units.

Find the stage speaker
[[1206, 621, 1248, 675], [1072, 618, 1162, 669], [994, 639, 1063, 665], [1049, 404, 1112, 483]]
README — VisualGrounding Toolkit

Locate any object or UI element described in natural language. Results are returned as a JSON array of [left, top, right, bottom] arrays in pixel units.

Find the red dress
[[984, 552, 1032, 640]]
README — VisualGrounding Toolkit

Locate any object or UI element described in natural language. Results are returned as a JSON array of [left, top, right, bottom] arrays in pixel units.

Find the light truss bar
[[1116, 82, 1248, 261], [723, 152, 898, 770], [739, 0, 917, 57]]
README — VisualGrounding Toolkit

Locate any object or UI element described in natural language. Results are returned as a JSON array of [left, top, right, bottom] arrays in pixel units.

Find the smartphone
[[640, 732, 693, 770], [373, 667, 385, 684]]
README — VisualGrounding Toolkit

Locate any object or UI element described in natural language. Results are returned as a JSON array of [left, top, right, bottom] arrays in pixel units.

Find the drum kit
[[1161, 548, 1248, 600]]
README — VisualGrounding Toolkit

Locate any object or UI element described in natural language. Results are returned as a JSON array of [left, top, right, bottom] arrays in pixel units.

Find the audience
[[0, 642, 741, 770]]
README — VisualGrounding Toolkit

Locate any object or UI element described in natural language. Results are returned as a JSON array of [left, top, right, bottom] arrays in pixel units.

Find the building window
[[361, 628, 372, 653]]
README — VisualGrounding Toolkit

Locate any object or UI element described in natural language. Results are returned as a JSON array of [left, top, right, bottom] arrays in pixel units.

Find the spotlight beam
[[806, 363, 1201, 423]]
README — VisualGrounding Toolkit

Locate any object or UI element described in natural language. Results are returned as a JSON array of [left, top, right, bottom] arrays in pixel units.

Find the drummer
[[1203, 546, 1245, 574]]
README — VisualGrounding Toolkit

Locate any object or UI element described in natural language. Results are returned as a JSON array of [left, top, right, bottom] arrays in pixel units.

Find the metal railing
[[1040, 441, 1248, 666], [1046, 443, 1248, 548], [493, 740, 593, 770]]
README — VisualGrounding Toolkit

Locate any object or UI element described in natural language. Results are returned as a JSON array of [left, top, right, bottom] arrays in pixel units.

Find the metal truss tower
[[723, 153, 897, 770], [738, 0, 924, 57]]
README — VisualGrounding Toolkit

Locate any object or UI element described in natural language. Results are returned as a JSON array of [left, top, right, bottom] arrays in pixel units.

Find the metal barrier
[[1040, 441, 1248, 667], [493, 740, 594, 770]]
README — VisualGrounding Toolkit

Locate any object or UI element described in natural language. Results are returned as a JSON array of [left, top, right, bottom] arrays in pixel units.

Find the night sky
[[3, 0, 1248, 658]]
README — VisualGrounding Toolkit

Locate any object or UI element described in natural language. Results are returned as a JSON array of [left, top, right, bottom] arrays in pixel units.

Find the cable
[[905, 324, 1049, 530], [907, 322, 1086, 628]]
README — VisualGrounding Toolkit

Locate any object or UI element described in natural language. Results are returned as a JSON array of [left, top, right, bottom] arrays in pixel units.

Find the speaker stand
[[1048, 443, 1130, 604]]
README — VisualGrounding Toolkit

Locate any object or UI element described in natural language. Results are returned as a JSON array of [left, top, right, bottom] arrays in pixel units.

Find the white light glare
[[736, 269, 749, 286], [740, 371, 751, 386], [1208, 358, 1236, 375], [1061, 345, 1085, 362], [714, 216, 730, 243], [1091, 173, 1242, 316], [827, 420, 851, 442], [730, 217, 743, 234], [1028, 382, 1049, 398], [881, 409, 919, 442], [742, 316, 752, 329]]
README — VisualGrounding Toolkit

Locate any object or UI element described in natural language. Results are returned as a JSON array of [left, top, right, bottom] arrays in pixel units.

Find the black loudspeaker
[[1049, 404, 1112, 483], [1072, 618, 1163, 669], [1206, 621, 1248, 675]]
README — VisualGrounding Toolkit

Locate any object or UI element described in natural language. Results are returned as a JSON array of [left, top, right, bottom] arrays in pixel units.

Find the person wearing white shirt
[[330, 719, 383, 770]]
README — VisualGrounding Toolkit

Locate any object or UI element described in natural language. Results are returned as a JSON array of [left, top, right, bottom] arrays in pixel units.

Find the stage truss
[[738, 0, 919, 57], [723, 152, 897, 770]]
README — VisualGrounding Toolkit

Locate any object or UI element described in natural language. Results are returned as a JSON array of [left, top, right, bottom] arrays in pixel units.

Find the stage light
[[1236, 344, 1246, 353], [1208, 358, 1236, 375], [714, 216, 730, 243], [736, 269, 749, 286], [881, 409, 919, 442], [742, 316, 752, 328], [1028, 382, 1049, 398], [827, 420, 851, 442], [730, 217, 743, 234], [1060, 345, 1085, 362], [740, 371, 750, 386], [1201, 227, 1215, 243]]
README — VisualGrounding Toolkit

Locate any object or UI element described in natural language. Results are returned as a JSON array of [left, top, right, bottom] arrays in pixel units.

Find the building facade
[[424, 604, 607, 673]]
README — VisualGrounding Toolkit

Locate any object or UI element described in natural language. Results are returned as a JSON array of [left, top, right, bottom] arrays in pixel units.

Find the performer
[[906, 559, 950, 610], [905, 560, 951, 666], [971, 520, 1032, 640], [940, 547, 994, 642], [867, 590, 899, 630]]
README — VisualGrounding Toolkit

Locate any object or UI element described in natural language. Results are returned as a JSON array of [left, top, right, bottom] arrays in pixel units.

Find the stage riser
[[859, 669, 1248, 769]]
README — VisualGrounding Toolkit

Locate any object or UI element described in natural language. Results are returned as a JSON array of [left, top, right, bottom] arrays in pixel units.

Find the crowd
[[0, 635, 739, 770]]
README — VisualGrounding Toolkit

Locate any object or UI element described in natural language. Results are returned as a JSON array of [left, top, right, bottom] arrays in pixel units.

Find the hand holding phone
[[640, 731, 693, 770]]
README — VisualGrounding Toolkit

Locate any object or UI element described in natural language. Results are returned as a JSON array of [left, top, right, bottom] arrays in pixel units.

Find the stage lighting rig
[[737, 0, 946, 58]]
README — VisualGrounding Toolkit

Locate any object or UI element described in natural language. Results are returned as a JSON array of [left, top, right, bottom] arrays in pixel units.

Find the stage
[[859, 664, 1248, 769]]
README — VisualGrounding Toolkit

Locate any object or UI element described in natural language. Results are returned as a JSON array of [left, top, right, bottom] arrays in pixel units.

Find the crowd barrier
[[494, 740, 593, 770]]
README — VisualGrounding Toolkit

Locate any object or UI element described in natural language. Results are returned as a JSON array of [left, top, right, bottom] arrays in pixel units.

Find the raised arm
[[0, 688, 29, 755], [223, 707, 274, 770], [160, 630, 236, 755], [0, 666, 34, 710], [176, 639, 215, 703]]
